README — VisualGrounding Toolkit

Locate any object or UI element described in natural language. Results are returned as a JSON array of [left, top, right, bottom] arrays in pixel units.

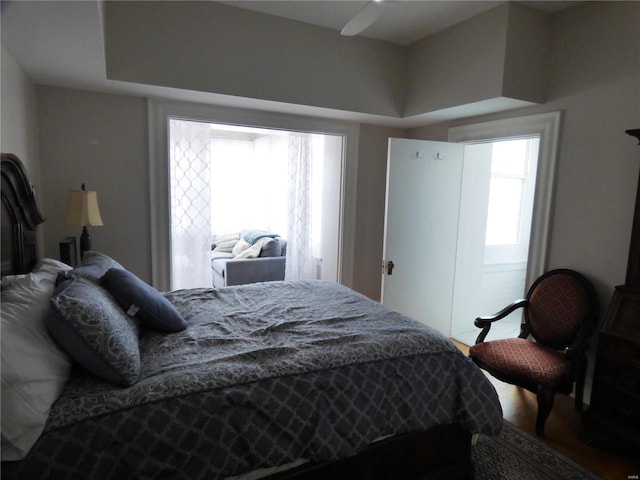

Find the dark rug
[[473, 421, 603, 479]]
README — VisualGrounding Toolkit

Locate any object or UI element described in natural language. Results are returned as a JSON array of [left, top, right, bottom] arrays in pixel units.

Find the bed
[[0, 153, 503, 479]]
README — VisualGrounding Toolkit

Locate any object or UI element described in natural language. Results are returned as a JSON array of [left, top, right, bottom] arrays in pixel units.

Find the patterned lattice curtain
[[169, 119, 212, 289], [169, 121, 322, 289]]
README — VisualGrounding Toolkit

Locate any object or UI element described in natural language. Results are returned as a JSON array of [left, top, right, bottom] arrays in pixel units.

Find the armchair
[[211, 237, 287, 288], [468, 269, 599, 437]]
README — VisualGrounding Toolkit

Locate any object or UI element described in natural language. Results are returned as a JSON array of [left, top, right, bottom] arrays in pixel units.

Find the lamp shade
[[64, 189, 103, 227]]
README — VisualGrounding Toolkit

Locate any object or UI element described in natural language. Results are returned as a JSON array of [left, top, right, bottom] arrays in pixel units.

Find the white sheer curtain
[[169, 122, 322, 288], [169, 119, 212, 290], [286, 133, 318, 280]]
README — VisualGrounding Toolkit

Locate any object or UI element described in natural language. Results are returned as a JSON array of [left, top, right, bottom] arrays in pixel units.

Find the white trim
[[148, 99, 359, 291], [448, 111, 562, 288]]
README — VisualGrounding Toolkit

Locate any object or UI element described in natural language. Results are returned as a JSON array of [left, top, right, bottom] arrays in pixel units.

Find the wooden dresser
[[587, 129, 640, 451]]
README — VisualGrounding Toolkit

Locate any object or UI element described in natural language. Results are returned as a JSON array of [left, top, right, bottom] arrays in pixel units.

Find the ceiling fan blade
[[341, 1, 386, 36]]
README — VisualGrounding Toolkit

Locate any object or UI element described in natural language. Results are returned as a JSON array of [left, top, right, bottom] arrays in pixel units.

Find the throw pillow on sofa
[[212, 232, 240, 252], [234, 239, 264, 259], [232, 239, 252, 257], [259, 238, 282, 257]]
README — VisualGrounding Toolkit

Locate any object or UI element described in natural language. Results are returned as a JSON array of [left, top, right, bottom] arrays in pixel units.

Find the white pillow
[[232, 238, 252, 257], [1, 273, 27, 289], [213, 232, 240, 253], [234, 237, 269, 259], [1, 258, 73, 461]]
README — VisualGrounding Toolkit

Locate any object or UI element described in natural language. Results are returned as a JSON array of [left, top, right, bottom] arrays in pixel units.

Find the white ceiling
[[1, 1, 579, 127], [219, 1, 577, 46]]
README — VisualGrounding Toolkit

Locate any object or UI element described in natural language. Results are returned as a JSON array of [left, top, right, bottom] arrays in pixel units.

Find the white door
[[449, 143, 493, 341], [381, 138, 465, 335], [382, 114, 560, 341]]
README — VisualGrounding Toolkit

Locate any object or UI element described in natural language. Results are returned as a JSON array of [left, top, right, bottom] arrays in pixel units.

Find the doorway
[[450, 137, 540, 345], [448, 112, 561, 343], [381, 112, 562, 341], [148, 100, 360, 293], [168, 119, 343, 290]]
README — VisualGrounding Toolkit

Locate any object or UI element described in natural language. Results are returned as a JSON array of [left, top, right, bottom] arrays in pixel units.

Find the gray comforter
[[3, 280, 502, 479]]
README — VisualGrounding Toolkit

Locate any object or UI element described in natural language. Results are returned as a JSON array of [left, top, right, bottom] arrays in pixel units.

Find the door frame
[[448, 111, 562, 288], [148, 99, 360, 291]]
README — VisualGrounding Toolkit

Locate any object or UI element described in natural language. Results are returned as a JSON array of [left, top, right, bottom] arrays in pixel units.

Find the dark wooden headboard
[[1, 153, 46, 276]]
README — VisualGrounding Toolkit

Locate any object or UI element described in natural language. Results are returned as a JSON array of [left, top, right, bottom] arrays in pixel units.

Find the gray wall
[[409, 1, 640, 315], [352, 124, 407, 299], [36, 87, 151, 281], [2, 1, 639, 313], [103, 1, 547, 120], [405, 2, 549, 117], [1, 46, 39, 172], [1, 46, 44, 256], [104, 1, 406, 118]]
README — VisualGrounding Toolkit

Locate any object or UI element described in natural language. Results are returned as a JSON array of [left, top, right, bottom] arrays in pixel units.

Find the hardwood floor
[[453, 340, 640, 480]]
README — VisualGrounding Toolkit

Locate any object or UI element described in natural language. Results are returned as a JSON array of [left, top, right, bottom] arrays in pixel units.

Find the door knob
[[387, 260, 395, 275]]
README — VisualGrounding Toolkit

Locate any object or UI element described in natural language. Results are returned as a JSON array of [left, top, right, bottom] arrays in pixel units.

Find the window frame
[[148, 99, 359, 291], [449, 111, 562, 288]]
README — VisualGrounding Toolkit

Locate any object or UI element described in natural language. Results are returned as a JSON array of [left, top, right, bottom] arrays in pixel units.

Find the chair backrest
[[525, 269, 598, 349]]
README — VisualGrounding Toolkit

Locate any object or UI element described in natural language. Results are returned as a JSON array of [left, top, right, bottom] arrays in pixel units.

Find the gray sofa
[[211, 237, 287, 288]]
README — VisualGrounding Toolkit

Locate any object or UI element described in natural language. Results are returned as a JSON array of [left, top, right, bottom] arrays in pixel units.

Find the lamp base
[[80, 226, 92, 258]]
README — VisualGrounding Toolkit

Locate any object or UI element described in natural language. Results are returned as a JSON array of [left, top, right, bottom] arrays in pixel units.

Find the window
[[148, 99, 359, 292], [485, 138, 539, 249], [168, 119, 342, 290]]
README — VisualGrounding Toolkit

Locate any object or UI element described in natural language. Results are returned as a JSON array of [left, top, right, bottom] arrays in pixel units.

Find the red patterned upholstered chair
[[469, 269, 599, 437]]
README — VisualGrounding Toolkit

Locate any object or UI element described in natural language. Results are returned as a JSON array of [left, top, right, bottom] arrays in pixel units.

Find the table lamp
[[64, 184, 103, 256]]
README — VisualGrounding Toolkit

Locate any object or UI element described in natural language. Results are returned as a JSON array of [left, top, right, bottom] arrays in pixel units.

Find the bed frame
[[266, 425, 473, 480], [1, 153, 45, 277], [0, 153, 474, 480]]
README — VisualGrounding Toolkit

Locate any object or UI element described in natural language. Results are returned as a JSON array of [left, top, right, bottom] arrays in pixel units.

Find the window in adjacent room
[[168, 119, 343, 290], [450, 136, 540, 346], [484, 137, 539, 265]]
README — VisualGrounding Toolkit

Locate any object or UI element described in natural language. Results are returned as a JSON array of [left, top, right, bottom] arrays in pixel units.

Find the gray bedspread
[[2, 280, 502, 479]]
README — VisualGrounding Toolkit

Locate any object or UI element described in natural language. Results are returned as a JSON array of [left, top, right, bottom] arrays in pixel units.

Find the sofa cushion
[[211, 257, 230, 277], [259, 238, 282, 257], [211, 251, 234, 261]]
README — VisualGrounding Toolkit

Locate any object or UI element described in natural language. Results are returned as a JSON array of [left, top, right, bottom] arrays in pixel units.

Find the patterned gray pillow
[[46, 277, 141, 386]]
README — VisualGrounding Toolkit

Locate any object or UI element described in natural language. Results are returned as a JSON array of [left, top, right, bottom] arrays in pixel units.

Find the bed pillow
[[46, 277, 141, 387], [100, 268, 187, 333], [1, 259, 73, 461], [58, 251, 124, 284], [1, 273, 27, 289]]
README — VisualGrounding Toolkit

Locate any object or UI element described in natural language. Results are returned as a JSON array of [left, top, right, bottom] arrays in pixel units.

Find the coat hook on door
[[435, 152, 444, 161], [414, 151, 424, 159]]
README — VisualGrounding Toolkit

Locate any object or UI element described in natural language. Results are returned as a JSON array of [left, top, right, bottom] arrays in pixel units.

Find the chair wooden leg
[[574, 363, 587, 412], [536, 385, 554, 438]]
